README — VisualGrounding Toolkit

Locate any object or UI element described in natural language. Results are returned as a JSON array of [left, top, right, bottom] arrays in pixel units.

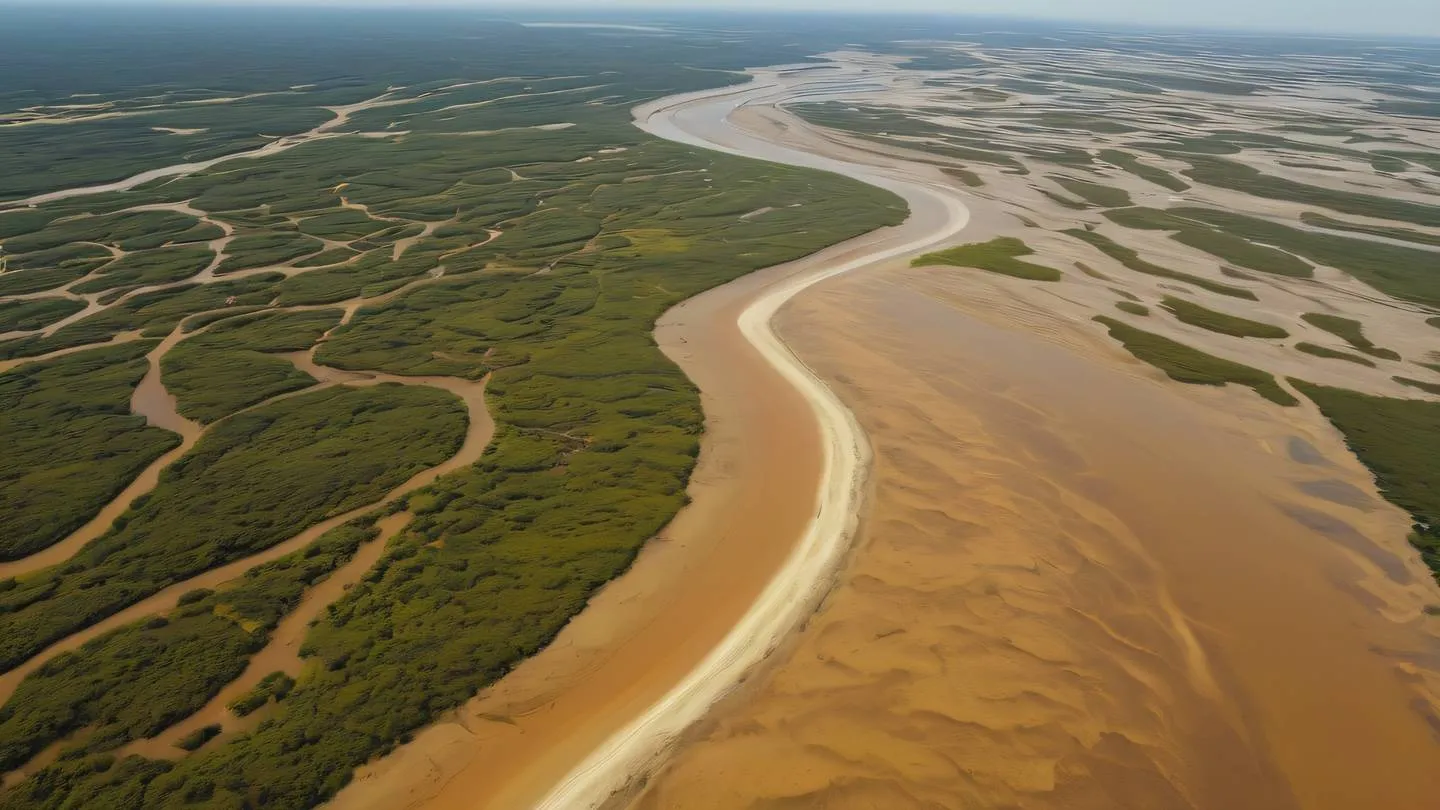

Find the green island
[[1301, 313, 1401, 361], [1294, 382, 1440, 582], [1063, 229, 1258, 299], [912, 237, 1062, 281], [1093, 315, 1298, 406], [1160, 296, 1289, 339], [1296, 342, 1376, 367]]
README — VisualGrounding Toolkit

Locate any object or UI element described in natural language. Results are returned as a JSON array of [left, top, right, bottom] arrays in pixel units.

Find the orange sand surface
[[628, 264, 1440, 810]]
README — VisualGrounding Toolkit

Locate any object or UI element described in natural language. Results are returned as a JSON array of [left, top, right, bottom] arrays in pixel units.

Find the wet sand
[[628, 265, 1440, 810]]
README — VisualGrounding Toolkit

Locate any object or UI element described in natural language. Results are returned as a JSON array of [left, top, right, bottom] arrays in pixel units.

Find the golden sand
[[628, 264, 1440, 810]]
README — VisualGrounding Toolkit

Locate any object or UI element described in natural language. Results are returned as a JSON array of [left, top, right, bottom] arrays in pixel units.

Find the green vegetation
[[912, 237, 1061, 281], [1041, 190, 1089, 210], [1395, 376, 1440, 396], [1063, 229, 1257, 299], [0, 298, 86, 332], [161, 309, 340, 422], [215, 233, 326, 274], [1104, 207, 1313, 278], [1182, 156, 1440, 228], [0, 210, 220, 254], [1051, 175, 1133, 207], [1093, 315, 1297, 406], [1294, 382, 1440, 581], [71, 245, 215, 294], [0, 342, 180, 561], [1160, 296, 1289, 338], [1299, 211, 1440, 248], [229, 672, 296, 717], [175, 725, 222, 752], [1301, 313, 1401, 361], [0, 521, 376, 769], [1296, 342, 1375, 367], [942, 167, 984, 187], [1108, 207, 1440, 306], [0, 385, 466, 671], [1116, 300, 1150, 316], [1099, 149, 1189, 191]]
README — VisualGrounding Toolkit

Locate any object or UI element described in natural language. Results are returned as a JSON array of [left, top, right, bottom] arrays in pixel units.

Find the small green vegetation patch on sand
[[1104, 207, 1313, 278], [1099, 149, 1189, 191], [0, 298, 86, 333], [942, 167, 985, 187], [1064, 228, 1257, 299], [1166, 208, 1440, 308], [1116, 300, 1150, 316], [1395, 376, 1440, 396], [1296, 342, 1376, 367], [1094, 315, 1297, 406], [0, 385, 466, 672], [1051, 175, 1133, 207], [1300, 212, 1440, 249], [1183, 156, 1440, 228], [1160, 296, 1289, 338], [215, 232, 325, 274], [0, 341, 180, 561], [1301, 313, 1400, 360], [912, 237, 1062, 281], [1294, 381, 1440, 580], [161, 309, 341, 423], [0, 521, 375, 769]]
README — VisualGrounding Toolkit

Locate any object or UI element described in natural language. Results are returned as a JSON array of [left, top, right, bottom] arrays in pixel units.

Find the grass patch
[[72, 245, 215, 294], [912, 237, 1061, 281], [1293, 381, 1440, 581], [1296, 342, 1376, 366], [0, 298, 86, 333], [1299, 211, 1440, 249], [1116, 300, 1150, 316], [1064, 229, 1256, 299], [1094, 315, 1297, 406], [215, 232, 325, 274], [0, 385, 466, 672], [1104, 207, 1312, 278], [942, 167, 984, 187], [1099, 149, 1189, 191], [1160, 296, 1288, 338], [1183, 156, 1440, 228], [1395, 376, 1440, 396], [0, 521, 375, 769], [162, 309, 340, 422], [1301, 313, 1400, 360], [0, 342, 180, 561], [1052, 176, 1133, 207], [229, 672, 296, 717], [176, 725, 223, 753]]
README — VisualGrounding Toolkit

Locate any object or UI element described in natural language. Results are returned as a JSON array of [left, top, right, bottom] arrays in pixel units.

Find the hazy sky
[[29, 0, 1440, 38]]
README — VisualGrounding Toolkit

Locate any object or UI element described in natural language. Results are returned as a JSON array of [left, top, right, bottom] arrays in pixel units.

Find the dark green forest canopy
[[0, 9, 909, 809]]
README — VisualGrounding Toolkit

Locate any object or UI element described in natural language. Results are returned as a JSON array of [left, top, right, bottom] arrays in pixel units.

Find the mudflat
[[629, 263, 1440, 810]]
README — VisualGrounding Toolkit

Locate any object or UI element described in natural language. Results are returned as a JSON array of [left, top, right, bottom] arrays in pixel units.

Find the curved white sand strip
[[532, 76, 971, 810]]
